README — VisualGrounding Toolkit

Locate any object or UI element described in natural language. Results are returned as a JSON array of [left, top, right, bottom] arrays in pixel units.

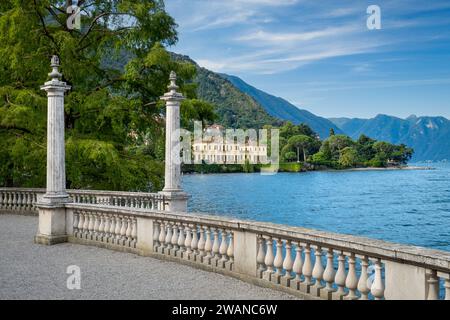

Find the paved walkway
[[0, 214, 297, 300]]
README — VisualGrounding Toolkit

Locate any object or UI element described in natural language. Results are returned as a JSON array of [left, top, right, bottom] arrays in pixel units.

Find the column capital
[[160, 71, 185, 102], [40, 55, 71, 93]]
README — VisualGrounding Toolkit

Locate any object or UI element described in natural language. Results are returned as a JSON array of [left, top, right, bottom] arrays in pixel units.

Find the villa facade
[[192, 124, 268, 164]]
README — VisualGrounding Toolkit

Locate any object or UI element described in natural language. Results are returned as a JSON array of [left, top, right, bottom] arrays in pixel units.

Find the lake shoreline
[[183, 164, 435, 175]]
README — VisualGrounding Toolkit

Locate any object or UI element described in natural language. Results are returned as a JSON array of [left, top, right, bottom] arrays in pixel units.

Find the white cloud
[[235, 25, 358, 43], [167, 0, 450, 75]]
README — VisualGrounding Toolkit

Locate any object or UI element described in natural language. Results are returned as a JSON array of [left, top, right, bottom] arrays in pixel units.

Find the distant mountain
[[330, 115, 450, 161], [222, 74, 342, 138], [172, 53, 340, 136], [171, 53, 281, 129]]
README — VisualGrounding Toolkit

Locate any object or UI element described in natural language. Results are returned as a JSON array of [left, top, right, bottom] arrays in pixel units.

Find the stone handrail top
[[0, 188, 163, 197], [66, 202, 450, 273]]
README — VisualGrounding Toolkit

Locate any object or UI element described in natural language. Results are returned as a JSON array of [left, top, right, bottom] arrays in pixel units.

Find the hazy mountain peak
[[220, 74, 342, 138]]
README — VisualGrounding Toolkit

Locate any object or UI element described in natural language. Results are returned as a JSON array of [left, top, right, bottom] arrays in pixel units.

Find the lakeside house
[[192, 124, 268, 164]]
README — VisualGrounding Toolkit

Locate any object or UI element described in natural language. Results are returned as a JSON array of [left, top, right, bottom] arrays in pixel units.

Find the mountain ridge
[[172, 52, 449, 161], [221, 74, 342, 138], [329, 114, 450, 161]]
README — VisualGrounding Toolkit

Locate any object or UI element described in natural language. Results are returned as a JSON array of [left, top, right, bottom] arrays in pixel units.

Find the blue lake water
[[183, 163, 450, 252]]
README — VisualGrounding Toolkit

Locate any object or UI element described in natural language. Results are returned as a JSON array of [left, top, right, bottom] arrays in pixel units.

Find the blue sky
[[165, 0, 450, 119]]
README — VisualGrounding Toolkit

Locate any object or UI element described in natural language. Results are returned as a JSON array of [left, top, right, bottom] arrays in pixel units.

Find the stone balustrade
[[60, 203, 450, 300], [0, 189, 40, 214], [0, 188, 167, 214], [2, 188, 450, 300]]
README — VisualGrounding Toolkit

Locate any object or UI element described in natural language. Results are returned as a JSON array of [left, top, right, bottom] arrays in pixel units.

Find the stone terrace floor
[[0, 214, 297, 300]]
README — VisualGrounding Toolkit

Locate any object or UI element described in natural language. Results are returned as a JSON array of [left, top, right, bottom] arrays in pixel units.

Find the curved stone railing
[[0, 188, 167, 214], [2, 188, 449, 300], [63, 203, 450, 300]]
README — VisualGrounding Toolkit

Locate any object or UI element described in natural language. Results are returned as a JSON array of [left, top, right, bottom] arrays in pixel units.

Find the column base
[[35, 202, 68, 246], [34, 234, 68, 245], [158, 191, 189, 212]]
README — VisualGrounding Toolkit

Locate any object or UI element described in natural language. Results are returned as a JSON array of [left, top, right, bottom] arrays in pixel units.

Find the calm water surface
[[183, 163, 450, 252]]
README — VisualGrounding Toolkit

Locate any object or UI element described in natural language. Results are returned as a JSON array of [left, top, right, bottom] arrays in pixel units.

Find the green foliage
[[283, 151, 297, 162], [338, 147, 359, 168], [242, 160, 255, 173], [0, 0, 214, 190], [181, 99, 216, 131], [278, 162, 303, 172], [310, 133, 414, 169]]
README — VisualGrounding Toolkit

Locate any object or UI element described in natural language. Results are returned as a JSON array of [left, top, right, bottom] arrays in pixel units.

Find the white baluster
[[73, 212, 79, 236], [272, 238, 283, 284], [158, 221, 167, 253], [426, 270, 439, 300], [226, 231, 234, 270], [93, 214, 100, 241], [218, 229, 228, 268], [177, 223, 186, 257], [131, 218, 137, 248], [153, 221, 160, 249], [82, 211, 90, 239], [263, 236, 275, 281], [125, 217, 132, 246], [7, 192, 12, 209], [165, 222, 173, 251], [197, 226, 206, 262], [345, 252, 359, 300], [12, 192, 16, 210], [291, 242, 304, 290], [190, 225, 199, 261], [281, 240, 293, 287], [334, 250, 347, 300], [357, 255, 370, 300], [119, 216, 127, 244], [211, 228, 220, 266], [322, 247, 336, 299], [184, 224, 192, 259], [98, 214, 105, 241], [257, 236, 266, 278], [88, 213, 95, 239], [171, 223, 179, 255], [204, 227, 213, 265], [77, 212, 85, 238], [311, 245, 325, 297], [301, 243, 313, 293], [109, 215, 117, 243], [114, 215, 122, 244], [370, 258, 385, 300]]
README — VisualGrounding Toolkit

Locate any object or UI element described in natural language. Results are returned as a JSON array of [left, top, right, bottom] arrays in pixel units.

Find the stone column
[[159, 72, 188, 212], [35, 56, 71, 245]]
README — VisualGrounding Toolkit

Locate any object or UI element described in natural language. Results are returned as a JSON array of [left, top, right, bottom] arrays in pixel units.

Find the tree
[[329, 128, 335, 136], [181, 99, 216, 130], [373, 141, 395, 162], [339, 147, 359, 168], [356, 134, 376, 162], [280, 121, 316, 140], [323, 135, 354, 160], [287, 135, 316, 162], [283, 151, 297, 162], [0, 1, 213, 190]]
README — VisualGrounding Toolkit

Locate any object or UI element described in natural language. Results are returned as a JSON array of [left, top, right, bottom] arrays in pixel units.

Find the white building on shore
[[192, 124, 268, 165]]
